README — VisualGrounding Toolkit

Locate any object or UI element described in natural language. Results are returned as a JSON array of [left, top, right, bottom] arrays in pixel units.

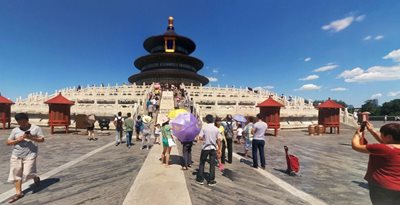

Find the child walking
[[154, 124, 161, 145]]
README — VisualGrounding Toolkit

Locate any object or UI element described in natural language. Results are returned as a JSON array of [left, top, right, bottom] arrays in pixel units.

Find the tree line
[[361, 99, 400, 116], [310, 99, 400, 116]]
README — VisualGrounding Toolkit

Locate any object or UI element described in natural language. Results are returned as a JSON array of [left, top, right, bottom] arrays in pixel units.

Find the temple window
[[164, 37, 176, 53]]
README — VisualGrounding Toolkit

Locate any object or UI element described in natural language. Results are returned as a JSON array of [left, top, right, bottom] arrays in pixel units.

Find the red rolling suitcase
[[284, 146, 299, 176]]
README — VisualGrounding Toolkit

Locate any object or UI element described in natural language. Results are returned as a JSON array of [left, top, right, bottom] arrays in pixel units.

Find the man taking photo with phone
[[6, 113, 45, 203]]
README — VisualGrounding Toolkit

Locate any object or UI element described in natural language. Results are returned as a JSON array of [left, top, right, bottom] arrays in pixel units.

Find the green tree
[[347, 104, 355, 113], [361, 99, 381, 115], [381, 99, 400, 116]]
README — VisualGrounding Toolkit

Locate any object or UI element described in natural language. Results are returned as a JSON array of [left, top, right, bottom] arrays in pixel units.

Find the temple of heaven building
[[128, 17, 209, 86]]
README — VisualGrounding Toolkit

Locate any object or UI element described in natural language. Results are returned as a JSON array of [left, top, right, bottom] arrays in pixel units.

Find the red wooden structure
[[44, 93, 74, 134], [0, 95, 14, 129], [256, 96, 284, 136], [317, 98, 344, 134]]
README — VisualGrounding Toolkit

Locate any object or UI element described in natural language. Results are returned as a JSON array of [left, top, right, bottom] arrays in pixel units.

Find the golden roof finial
[[167, 16, 174, 31]]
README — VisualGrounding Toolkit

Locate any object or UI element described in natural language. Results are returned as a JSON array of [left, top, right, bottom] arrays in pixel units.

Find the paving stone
[[0, 124, 378, 205], [0, 127, 148, 205]]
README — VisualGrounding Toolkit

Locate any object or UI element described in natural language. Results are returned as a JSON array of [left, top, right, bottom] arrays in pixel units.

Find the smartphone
[[360, 121, 367, 132], [25, 131, 30, 135]]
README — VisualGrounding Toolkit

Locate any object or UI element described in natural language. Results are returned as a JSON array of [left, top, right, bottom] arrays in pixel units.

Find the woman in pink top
[[352, 122, 400, 204]]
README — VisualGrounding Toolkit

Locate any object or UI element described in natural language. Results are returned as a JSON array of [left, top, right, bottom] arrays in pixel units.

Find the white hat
[[142, 115, 152, 124]]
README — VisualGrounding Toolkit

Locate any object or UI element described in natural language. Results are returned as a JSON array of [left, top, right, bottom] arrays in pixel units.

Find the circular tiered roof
[[143, 35, 196, 55], [134, 53, 203, 71], [128, 69, 209, 85], [129, 17, 209, 86]]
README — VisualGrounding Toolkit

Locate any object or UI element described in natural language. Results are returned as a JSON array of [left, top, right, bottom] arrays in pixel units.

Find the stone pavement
[[0, 127, 149, 204], [179, 125, 373, 205], [0, 123, 379, 205], [122, 141, 191, 205]]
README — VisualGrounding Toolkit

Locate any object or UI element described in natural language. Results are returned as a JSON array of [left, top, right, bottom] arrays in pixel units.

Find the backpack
[[116, 117, 123, 131], [224, 121, 234, 139], [135, 119, 143, 131]]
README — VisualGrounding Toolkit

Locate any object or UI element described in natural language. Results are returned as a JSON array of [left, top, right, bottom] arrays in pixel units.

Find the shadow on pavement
[[221, 169, 235, 181], [24, 178, 61, 194], [239, 158, 253, 167], [169, 154, 183, 166], [352, 180, 369, 190]]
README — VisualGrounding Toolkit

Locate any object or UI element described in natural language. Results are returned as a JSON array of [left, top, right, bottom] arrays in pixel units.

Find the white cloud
[[304, 57, 311, 62], [363, 35, 384, 41], [388, 91, 400, 97], [313, 63, 339, 72], [299, 74, 319, 81], [363, 36, 372, 40], [383, 49, 400, 62], [322, 15, 364, 32], [295, 84, 321, 91], [206, 76, 218, 82], [331, 87, 348, 91], [355, 15, 366, 22], [337, 67, 364, 79], [253, 87, 263, 91], [371, 93, 382, 99], [338, 65, 400, 82], [254, 85, 274, 90], [212, 68, 219, 73]]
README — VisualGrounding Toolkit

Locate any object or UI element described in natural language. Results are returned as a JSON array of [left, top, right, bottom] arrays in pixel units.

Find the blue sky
[[1, 0, 400, 107]]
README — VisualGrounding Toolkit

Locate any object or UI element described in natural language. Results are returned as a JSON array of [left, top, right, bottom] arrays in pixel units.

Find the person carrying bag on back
[[222, 114, 235, 164], [114, 112, 124, 146]]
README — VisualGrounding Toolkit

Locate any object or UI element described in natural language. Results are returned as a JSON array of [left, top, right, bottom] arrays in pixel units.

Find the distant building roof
[[0, 95, 14, 104], [257, 96, 284, 107], [44, 93, 74, 105], [317, 99, 344, 109]]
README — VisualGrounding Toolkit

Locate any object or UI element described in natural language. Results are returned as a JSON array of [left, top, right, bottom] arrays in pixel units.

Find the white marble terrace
[[13, 83, 151, 116], [11, 83, 357, 129]]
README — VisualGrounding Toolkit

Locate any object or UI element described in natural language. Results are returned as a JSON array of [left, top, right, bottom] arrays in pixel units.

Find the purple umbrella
[[233, 114, 247, 123], [170, 113, 201, 143]]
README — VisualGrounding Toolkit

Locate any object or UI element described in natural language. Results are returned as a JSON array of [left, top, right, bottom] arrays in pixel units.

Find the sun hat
[[142, 115, 152, 123]]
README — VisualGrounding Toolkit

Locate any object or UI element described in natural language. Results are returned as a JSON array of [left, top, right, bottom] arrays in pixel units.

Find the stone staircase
[[157, 91, 174, 124]]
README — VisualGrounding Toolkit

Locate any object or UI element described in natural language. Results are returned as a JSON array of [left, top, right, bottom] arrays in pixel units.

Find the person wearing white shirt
[[251, 114, 268, 169], [196, 114, 222, 186]]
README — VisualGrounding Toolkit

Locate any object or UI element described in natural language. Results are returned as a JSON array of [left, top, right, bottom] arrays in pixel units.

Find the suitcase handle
[[284, 146, 288, 151]]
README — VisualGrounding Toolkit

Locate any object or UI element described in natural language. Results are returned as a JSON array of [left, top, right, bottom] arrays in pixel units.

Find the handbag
[[168, 138, 176, 147]]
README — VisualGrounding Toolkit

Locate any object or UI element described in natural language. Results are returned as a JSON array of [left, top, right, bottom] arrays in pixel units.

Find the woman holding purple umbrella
[[170, 113, 201, 170]]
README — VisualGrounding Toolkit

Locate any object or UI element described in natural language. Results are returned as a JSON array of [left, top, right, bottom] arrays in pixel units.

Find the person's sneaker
[[195, 180, 204, 185], [208, 181, 217, 186], [115, 142, 120, 146]]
